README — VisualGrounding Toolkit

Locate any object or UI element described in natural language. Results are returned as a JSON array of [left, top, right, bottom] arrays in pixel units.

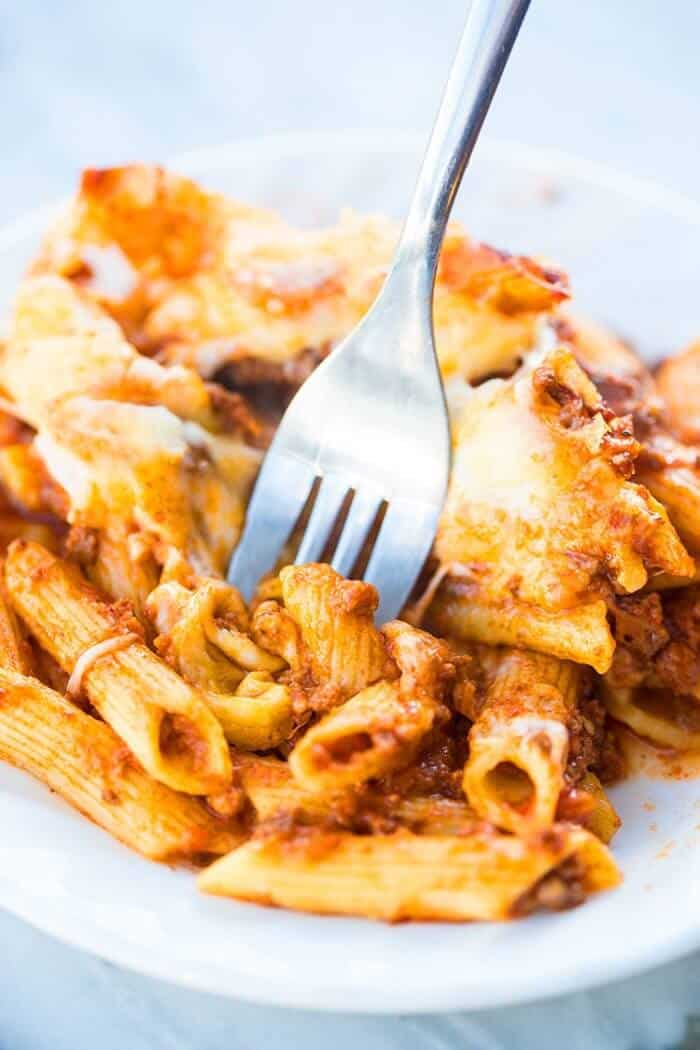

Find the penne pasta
[[463, 647, 582, 835], [1, 276, 262, 581], [576, 772, 621, 845], [231, 749, 335, 820], [289, 680, 436, 793], [428, 585, 614, 674], [0, 569, 32, 673], [602, 684, 700, 751], [86, 528, 161, 625], [252, 564, 396, 715], [5, 540, 231, 795], [6, 275, 242, 434], [288, 620, 454, 794], [210, 672, 293, 750], [280, 563, 394, 701], [198, 824, 620, 922], [0, 668, 239, 860]]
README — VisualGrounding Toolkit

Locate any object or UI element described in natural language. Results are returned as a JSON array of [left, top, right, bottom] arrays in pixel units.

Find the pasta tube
[[0, 668, 238, 860], [0, 569, 32, 673], [289, 680, 436, 793], [464, 648, 581, 835], [5, 540, 231, 795], [602, 684, 700, 751], [428, 582, 614, 675], [232, 750, 320, 818], [288, 618, 455, 793], [213, 672, 293, 750], [577, 772, 621, 845], [198, 825, 620, 922], [279, 564, 395, 707], [87, 528, 161, 624]]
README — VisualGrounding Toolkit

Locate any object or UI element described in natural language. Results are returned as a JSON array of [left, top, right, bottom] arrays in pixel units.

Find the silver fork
[[229, 0, 531, 623]]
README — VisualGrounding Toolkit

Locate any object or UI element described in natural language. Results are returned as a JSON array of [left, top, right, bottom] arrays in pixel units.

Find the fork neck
[[391, 0, 531, 292]]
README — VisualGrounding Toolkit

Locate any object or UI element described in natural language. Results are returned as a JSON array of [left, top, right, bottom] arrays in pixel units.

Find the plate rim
[[1, 857, 700, 1013]]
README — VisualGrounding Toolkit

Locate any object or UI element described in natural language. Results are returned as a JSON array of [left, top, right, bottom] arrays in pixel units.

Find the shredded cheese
[[66, 632, 140, 698]]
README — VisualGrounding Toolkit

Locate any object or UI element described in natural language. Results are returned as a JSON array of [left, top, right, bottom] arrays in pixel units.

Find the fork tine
[[330, 489, 383, 577], [228, 452, 316, 600], [295, 475, 349, 565], [363, 501, 441, 623]]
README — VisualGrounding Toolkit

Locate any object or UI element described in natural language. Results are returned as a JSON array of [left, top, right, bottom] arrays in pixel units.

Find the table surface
[[1, 1, 699, 1046]]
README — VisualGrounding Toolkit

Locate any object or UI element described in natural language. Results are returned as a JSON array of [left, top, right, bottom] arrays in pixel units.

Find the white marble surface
[[1, 1, 699, 1046]]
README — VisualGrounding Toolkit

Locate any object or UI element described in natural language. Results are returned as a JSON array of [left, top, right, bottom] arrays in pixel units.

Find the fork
[[228, 0, 531, 623]]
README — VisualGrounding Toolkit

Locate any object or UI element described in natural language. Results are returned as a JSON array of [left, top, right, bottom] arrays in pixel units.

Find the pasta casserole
[[0, 164, 697, 922]]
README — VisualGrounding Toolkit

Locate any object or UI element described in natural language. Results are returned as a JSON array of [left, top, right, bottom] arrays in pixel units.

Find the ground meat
[[610, 586, 700, 700], [213, 349, 328, 439], [532, 360, 639, 475], [215, 347, 326, 392], [663, 586, 700, 649], [599, 414, 639, 478], [205, 382, 268, 448], [254, 808, 348, 854], [564, 682, 605, 784], [158, 714, 208, 774], [588, 370, 646, 421], [594, 723, 627, 784], [607, 592, 670, 688], [206, 782, 248, 821], [654, 640, 700, 696], [511, 855, 587, 916], [615, 593, 668, 655], [62, 525, 99, 566], [532, 365, 596, 430], [379, 723, 470, 800]]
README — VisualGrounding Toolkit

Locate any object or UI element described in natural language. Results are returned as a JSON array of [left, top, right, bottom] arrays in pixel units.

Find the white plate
[[1, 132, 700, 1013]]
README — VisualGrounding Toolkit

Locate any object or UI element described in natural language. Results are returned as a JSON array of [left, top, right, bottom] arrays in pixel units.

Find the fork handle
[[395, 0, 530, 281]]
